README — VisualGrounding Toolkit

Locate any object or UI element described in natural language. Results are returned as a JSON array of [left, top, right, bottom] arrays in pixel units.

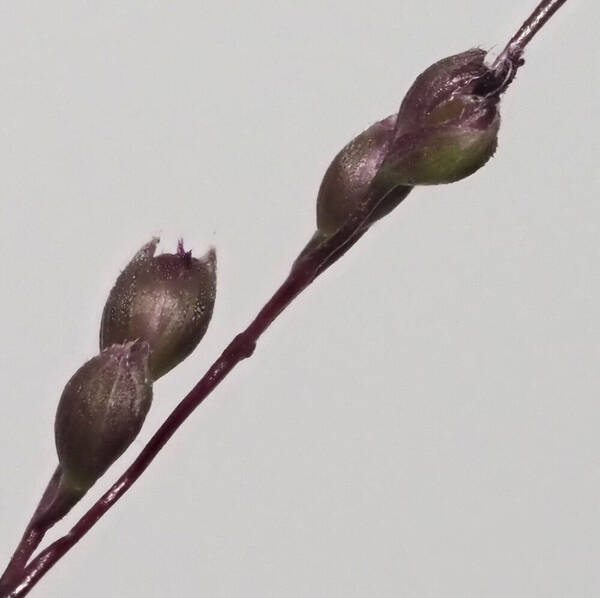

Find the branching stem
[[1, 179, 390, 598], [0, 0, 573, 595]]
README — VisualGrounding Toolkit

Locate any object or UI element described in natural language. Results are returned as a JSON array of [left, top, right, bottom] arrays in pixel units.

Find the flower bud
[[55, 341, 152, 491], [315, 49, 500, 235], [100, 239, 217, 380]]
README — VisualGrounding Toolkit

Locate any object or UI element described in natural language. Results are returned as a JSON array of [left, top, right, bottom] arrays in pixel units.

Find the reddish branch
[[2, 182, 389, 598], [0, 0, 572, 595]]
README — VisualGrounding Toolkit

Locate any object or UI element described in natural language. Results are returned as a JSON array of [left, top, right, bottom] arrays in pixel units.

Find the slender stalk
[[494, 0, 570, 68], [0, 0, 573, 595], [0, 470, 60, 592], [0, 470, 84, 595], [2, 181, 397, 598]]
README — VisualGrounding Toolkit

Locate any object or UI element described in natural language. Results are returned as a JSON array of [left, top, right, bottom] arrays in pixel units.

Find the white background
[[1, 1, 598, 596]]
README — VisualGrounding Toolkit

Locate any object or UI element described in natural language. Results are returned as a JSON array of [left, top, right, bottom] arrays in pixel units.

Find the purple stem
[[0, 470, 60, 592], [0, 469, 82, 594], [1, 179, 396, 598], [0, 0, 573, 595], [494, 0, 570, 68]]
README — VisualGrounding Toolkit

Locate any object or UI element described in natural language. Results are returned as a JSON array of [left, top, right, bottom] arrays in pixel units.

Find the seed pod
[[377, 49, 500, 187], [316, 48, 501, 235], [100, 239, 217, 380], [394, 48, 493, 138], [55, 341, 152, 491], [316, 115, 413, 236]]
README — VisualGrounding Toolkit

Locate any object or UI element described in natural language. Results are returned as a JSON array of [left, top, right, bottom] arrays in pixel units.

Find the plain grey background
[[0, 1, 598, 596]]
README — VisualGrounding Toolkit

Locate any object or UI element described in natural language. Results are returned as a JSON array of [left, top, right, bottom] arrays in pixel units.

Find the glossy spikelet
[[100, 239, 217, 380], [55, 341, 153, 491], [317, 49, 501, 235]]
